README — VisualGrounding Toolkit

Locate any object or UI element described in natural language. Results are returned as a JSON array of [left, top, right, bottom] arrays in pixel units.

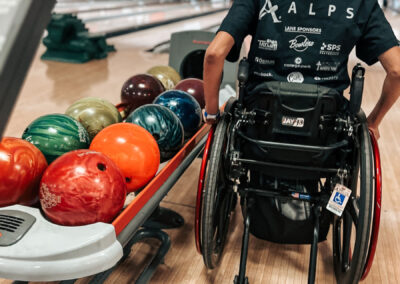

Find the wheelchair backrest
[[246, 81, 342, 146]]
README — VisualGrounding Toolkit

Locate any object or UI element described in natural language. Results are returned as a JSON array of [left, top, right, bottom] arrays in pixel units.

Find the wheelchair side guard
[[361, 131, 382, 280], [195, 126, 215, 254]]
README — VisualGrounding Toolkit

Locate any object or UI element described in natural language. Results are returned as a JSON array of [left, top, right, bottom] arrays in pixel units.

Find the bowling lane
[[54, 1, 160, 14], [85, 2, 229, 35], [78, 3, 196, 23]]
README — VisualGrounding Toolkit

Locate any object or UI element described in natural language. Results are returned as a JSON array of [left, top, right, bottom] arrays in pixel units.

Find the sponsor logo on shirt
[[259, 2, 354, 23], [284, 26, 322, 35], [289, 35, 314, 52], [254, 71, 274, 78], [285, 3, 354, 19], [320, 42, 341, 56], [258, 39, 278, 51], [314, 75, 339, 81], [284, 57, 311, 69], [316, 61, 340, 72], [287, 72, 304, 83], [255, 57, 275, 65], [259, 0, 281, 23]]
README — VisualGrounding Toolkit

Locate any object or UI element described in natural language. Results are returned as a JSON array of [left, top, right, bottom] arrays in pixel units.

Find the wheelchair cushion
[[242, 81, 345, 179], [245, 81, 343, 144]]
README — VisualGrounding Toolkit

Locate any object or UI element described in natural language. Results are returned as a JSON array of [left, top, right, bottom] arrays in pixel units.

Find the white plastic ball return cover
[[0, 205, 123, 281]]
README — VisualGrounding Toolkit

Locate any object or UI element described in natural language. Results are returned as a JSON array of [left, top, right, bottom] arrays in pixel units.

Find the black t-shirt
[[219, 0, 398, 92]]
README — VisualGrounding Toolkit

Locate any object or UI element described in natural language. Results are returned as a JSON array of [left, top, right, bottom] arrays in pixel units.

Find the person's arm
[[203, 32, 235, 123], [367, 46, 400, 139]]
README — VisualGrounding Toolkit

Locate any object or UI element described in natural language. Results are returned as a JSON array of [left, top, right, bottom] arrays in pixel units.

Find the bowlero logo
[[287, 72, 304, 83], [289, 35, 314, 52], [259, 0, 281, 23]]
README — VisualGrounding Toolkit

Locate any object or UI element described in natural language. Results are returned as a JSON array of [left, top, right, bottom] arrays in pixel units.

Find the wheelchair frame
[[195, 59, 382, 284]]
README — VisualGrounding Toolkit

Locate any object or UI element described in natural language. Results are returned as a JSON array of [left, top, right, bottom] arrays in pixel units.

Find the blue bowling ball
[[126, 104, 184, 161], [153, 90, 202, 138]]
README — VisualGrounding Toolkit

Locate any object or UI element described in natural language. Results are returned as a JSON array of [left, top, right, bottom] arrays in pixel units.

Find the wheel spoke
[[342, 211, 352, 271]]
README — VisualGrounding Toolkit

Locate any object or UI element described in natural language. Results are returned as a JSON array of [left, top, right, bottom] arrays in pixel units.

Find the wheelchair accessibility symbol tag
[[326, 184, 352, 216]]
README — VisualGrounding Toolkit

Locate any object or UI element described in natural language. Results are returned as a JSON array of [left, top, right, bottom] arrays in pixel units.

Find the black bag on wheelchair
[[241, 81, 345, 244]]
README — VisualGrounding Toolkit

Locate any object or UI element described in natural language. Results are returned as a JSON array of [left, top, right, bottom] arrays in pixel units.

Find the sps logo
[[259, 0, 281, 23]]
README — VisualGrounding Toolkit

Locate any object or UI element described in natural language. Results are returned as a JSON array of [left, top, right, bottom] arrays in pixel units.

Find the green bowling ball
[[65, 97, 122, 140], [22, 114, 90, 163]]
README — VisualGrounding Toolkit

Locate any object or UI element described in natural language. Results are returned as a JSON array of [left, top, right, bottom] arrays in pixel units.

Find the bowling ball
[[147, 65, 181, 90], [153, 90, 202, 138], [0, 137, 47, 207], [22, 114, 90, 164], [40, 150, 126, 226], [126, 104, 184, 161], [120, 74, 165, 115], [90, 123, 160, 192], [175, 78, 205, 108], [65, 97, 122, 140]]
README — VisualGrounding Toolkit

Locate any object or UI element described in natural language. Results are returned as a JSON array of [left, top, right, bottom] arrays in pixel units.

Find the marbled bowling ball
[[147, 65, 181, 90], [40, 150, 126, 226], [175, 78, 205, 109], [126, 104, 184, 162], [65, 97, 122, 140], [22, 114, 90, 164], [0, 137, 47, 207], [120, 74, 165, 115], [90, 123, 160, 192], [153, 90, 202, 138]]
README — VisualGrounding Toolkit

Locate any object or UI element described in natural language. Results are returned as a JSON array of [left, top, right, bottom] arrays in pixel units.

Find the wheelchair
[[195, 59, 382, 284]]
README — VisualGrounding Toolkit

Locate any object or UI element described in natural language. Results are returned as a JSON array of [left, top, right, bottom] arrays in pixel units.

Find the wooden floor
[[2, 7, 400, 284]]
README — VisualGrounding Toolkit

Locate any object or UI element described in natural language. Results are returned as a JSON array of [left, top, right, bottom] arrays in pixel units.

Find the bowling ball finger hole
[[126, 177, 132, 184], [97, 163, 107, 171]]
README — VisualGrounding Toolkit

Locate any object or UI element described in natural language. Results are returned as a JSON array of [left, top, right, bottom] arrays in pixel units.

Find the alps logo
[[259, 0, 281, 23], [316, 61, 340, 72], [320, 42, 341, 56], [289, 35, 314, 52], [258, 39, 278, 51], [287, 72, 304, 83], [255, 57, 275, 65], [282, 116, 305, 128]]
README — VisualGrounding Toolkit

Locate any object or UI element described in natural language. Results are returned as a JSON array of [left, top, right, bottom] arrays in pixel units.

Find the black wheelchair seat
[[241, 81, 348, 179]]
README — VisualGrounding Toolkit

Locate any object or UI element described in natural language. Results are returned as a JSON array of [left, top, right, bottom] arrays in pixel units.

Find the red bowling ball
[[0, 137, 48, 207], [120, 74, 165, 115], [175, 78, 205, 109], [90, 123, 160, 192], [39, 150, 127, 226]]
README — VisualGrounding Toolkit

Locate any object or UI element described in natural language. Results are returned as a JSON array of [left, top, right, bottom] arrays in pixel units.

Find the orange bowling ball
[[90, 123, 160, 192], [0, 137, 48, 207]]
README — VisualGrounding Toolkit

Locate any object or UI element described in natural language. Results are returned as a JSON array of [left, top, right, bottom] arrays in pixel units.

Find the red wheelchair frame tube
[[361, 131, 382, 280], [195, 126, 215, 254]]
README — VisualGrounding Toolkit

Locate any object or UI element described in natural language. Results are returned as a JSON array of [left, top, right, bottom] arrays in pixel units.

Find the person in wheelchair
[[197, 1, 400, 284]]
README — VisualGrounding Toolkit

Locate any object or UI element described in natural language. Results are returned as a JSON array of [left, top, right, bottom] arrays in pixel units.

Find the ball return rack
[[0, 124, 211, 283]]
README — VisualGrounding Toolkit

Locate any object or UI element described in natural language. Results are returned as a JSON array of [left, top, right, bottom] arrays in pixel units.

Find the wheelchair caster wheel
[[233, 275, 249, 284]]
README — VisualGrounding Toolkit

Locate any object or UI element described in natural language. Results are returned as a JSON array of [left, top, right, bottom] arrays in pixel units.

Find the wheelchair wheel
[[332, 120, 374, 284], [201, 113, 235, 269]]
